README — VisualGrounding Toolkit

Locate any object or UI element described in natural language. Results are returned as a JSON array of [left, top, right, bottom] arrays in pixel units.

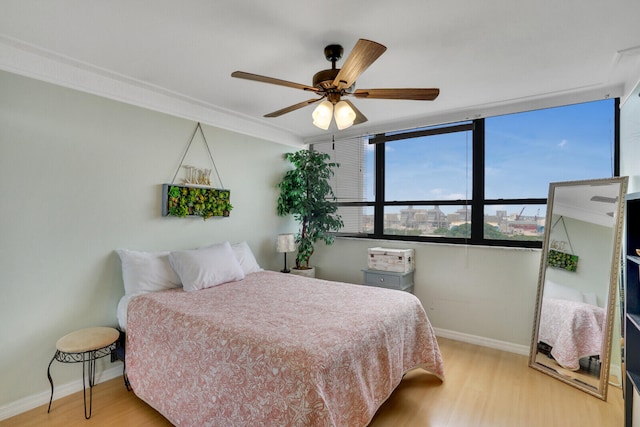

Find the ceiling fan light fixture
[[312, 100, 333, 130], [334, 100, 356, 130]]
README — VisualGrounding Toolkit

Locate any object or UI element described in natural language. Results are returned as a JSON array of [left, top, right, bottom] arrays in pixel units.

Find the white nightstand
[[362, 269, 414, 293]]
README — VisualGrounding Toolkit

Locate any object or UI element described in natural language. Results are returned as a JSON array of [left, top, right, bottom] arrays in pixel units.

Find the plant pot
[[289, 267, 316, 278]]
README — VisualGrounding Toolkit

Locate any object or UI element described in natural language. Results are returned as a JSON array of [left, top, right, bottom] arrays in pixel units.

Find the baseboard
[[434, 327, 530, 356], [435, 328, 625, 388], [0, 365, 123, 422]]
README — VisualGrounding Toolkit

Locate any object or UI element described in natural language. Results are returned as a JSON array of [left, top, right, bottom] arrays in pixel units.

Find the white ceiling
[[553, 180, 624, 227], [2, 0, 640, 147]]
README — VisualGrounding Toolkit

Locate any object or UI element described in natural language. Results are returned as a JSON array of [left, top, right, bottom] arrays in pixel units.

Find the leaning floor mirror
[[529, 177, 628, 400]]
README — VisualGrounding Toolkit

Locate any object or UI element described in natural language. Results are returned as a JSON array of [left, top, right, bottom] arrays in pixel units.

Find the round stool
[[47, 327, 119, 419]]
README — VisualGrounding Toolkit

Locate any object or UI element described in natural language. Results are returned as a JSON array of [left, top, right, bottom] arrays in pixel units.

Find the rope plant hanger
[[162, 123, 232, 219], [547, 216, 579, 272]]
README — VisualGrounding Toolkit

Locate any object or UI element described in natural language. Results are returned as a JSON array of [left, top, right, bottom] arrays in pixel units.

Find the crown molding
[[0, 35, 304, 148]]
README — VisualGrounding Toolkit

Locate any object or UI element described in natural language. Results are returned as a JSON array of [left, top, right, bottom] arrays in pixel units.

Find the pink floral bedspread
[[539, 297, 605, 370], [126, 271, 444, 427]]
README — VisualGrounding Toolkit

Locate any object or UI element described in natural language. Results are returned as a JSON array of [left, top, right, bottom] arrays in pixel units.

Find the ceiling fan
[[231, 39, 440, 130]]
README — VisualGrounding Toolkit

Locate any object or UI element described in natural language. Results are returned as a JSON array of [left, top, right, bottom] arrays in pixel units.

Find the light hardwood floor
[[0, 338, 623, 427]]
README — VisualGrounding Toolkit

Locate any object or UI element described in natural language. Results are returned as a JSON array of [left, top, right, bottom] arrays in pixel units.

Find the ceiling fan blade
[[343, 100, 368, 125], [231, 71, 320, 93], [333, 39, 387, 91], [264, 98, 323, 118], [353, 88, 440, 100]]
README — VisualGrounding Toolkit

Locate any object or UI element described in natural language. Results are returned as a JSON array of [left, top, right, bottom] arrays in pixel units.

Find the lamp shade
[[276, 233, 296, 253], [334, 100, 356, 130], [312, 100, 333, 130]]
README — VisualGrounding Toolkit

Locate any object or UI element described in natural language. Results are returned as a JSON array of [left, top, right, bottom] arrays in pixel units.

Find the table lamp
[[276, 233, 296, 273]]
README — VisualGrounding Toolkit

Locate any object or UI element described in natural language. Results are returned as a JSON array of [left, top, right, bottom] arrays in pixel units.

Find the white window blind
[[312, 136, 373, 234]]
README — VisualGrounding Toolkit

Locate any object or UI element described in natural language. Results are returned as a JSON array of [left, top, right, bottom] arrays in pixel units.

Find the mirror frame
[[528, 177, 628, 400]]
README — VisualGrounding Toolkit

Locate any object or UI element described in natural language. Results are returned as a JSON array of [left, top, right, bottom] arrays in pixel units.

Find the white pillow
[[544, 280, 583, 303], [232, 241, 263, 275], [169, 241, 245, 292], [116, 292, 142, 332], [116, 249, 181, 294]]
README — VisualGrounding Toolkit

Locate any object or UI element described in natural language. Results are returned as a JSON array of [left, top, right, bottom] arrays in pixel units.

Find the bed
[[538, 281, 606, 371], [117, 242, 444, 427]]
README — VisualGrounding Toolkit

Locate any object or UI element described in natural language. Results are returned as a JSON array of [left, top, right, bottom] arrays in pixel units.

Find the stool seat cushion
[[56, 327, 119, 353]]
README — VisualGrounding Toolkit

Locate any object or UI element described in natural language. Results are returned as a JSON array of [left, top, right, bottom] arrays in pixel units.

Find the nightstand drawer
[[365, 271, 402, 286], [362, 269, 414, 292]]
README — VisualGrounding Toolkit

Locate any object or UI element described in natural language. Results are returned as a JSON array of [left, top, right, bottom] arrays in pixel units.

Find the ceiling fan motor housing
[[313, 68, 340, 90], [313, 44, 349, 92], [324, 44, 343, 62]]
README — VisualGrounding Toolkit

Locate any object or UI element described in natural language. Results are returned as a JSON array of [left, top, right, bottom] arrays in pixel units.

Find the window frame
[[326, 98, 620, 248]]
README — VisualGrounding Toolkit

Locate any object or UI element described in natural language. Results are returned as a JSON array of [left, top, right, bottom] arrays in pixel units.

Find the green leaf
[[276, 150, 343, 267], [165, 185, 233, 220]]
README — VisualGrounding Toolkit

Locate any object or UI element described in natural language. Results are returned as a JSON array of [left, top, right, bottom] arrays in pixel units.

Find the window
[[315, 136, 374, 234], [485, 101, 616, 199], [313, 98, 618, 248], [380, 123, 473, 239]]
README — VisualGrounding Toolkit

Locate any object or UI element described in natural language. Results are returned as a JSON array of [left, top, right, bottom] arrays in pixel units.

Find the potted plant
[[277, 150, 343, 275]]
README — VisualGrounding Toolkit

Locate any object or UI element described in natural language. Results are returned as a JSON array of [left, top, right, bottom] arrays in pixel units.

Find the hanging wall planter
[[161, 123, 232, 220], [162, 184, 232, 219], [547, 249, 579, 272], [546, 216, 578, 272]]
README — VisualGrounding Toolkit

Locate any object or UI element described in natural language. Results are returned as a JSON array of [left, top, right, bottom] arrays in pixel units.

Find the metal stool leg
[[82, 351, 96, 419], [46, 351, 58, 413]]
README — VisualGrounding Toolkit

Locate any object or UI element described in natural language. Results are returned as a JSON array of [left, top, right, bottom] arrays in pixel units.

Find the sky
[[367, 98, 615, 216]]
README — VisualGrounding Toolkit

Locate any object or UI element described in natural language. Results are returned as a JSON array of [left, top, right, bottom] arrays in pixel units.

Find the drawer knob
[[379, 278, 384, 282]]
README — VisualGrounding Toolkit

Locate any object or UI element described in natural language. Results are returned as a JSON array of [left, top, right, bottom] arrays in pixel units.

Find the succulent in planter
[[166, 185, 232, 219], [276, 150, 343, 269]]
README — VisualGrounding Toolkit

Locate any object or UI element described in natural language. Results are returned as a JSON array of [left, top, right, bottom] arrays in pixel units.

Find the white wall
[[621, 82, 640, 193], [0, 70, 294, 408], [313, 238, 541, 347], [545, 216, 614, 307]]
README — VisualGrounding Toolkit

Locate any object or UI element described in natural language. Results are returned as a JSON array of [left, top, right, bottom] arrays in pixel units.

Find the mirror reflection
[[529, 177, 628, 400]]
